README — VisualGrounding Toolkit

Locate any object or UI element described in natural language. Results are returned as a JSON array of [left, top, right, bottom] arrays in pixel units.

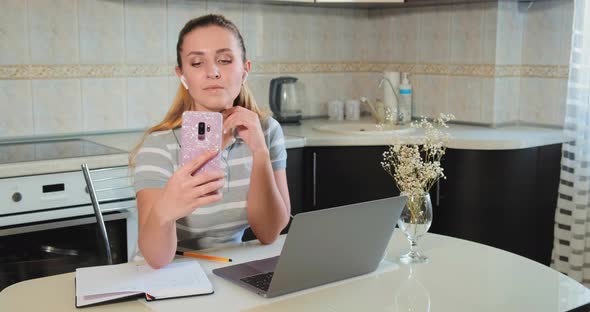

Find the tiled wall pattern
[[370, 0, 573, 127], [0, 0, 574, 139]]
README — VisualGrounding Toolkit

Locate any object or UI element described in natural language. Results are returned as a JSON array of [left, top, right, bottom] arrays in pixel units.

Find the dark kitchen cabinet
[[302, 146, 400, 211], [300, 144, 562, 266], [433, 144, 562, 266]]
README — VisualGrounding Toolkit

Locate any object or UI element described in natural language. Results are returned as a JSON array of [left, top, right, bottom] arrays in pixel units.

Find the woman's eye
[[191, 62, 202, 67], [218, 59, 232, 64]]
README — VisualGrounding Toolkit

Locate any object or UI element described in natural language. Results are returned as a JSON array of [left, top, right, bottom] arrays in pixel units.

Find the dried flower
[[381, 113, 455, 201]]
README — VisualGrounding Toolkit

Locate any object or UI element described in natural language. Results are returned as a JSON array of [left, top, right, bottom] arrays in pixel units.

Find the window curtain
[[552, 0, 590, 286]]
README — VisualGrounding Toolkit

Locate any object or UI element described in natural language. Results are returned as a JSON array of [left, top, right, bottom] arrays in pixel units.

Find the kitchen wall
[[0, 0, 573, 139], [0, 0, 374, 139], [369, 0, 572, 127]]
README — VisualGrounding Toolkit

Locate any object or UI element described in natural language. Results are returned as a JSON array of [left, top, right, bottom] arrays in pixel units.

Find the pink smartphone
[[180, 111, 223, 175]]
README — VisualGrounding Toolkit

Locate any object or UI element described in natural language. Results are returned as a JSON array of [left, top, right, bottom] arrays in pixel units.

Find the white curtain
[[552, 0, 590, 286]]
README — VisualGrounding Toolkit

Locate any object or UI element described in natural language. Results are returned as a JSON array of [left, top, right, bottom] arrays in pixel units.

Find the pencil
[[176, 250, 233, 262]]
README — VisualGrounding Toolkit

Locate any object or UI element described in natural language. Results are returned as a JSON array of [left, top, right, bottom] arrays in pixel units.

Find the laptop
[[212, 196, 407, 298]]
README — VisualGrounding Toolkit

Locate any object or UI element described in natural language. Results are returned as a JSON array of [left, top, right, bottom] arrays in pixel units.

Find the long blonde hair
[[129, 14, 269, 167]]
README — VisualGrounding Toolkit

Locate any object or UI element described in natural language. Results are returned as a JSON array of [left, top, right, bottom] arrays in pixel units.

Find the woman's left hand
[[223, 106, 267, 156]]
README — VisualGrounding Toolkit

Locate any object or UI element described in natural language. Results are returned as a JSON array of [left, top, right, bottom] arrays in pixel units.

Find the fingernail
[[223, 129, 227, 135]]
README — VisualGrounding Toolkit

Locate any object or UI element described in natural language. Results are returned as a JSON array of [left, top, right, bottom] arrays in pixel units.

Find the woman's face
[[176, 26, 249, 112]]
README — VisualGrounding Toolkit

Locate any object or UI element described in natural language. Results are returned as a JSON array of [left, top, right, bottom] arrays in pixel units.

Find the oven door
[[0, 209, 133, 291]]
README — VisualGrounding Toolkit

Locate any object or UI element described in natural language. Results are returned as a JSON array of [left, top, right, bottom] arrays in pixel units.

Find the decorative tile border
[[0, 63, 569, 79], [0, 64, 174, 79]]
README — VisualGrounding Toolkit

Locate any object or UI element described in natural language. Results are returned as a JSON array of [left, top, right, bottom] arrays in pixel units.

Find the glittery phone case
[[180, 111, 223, 174]]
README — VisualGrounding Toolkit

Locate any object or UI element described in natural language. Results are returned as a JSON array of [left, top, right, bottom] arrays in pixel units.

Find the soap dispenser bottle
[[399, 73, 413, 123]]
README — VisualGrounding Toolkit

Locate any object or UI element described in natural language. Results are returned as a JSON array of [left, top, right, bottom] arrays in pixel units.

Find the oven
[[0, 140, 138, 291]]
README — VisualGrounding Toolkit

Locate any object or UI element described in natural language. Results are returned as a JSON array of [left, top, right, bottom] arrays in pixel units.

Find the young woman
[[130, 15, 291, 269]]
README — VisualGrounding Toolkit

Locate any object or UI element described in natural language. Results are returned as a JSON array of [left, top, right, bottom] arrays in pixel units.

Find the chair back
[[81, 164, 135, 265]]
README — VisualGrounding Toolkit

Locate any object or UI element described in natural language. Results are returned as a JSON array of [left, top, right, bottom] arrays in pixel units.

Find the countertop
[[281, 119, 568, 150], [0, 119, 568, 178]]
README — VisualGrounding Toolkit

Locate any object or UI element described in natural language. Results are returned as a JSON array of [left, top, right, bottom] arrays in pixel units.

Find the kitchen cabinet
[[300, 144, 562, 266], [302, 146, 400, 211], [433, 144, 562, 266]]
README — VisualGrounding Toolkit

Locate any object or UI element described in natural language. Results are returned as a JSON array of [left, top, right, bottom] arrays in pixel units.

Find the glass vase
[[398, 192, 433, 264]]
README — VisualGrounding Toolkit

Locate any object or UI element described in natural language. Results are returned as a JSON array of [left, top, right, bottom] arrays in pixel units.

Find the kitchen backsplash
[[0, 0, 573, 139]]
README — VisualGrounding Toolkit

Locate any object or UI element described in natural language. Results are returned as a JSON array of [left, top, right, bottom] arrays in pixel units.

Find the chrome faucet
[[378, 77, 403, 125]]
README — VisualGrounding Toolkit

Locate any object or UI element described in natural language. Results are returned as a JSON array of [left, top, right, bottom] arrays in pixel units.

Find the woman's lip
[[204, 86, 224, 90]]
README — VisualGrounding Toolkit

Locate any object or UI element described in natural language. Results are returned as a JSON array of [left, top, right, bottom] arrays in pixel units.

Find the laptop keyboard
[[240, 272, 274, 292]]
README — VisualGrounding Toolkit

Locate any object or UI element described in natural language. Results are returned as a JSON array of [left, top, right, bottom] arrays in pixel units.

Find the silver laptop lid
[[266, 196, 406, 297]]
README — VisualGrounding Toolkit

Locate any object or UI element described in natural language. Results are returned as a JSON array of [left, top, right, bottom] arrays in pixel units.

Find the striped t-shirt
[[133, 117, 287, 250]]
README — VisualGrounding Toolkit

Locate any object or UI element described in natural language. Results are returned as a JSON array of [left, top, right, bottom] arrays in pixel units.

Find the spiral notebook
[[75, 260, 213, 307]]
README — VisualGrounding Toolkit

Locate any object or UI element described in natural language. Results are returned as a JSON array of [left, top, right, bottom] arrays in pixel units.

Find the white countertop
[[0, 119, 568, 178], [282, 118, 569, 150], [2, 231, 589, 312]]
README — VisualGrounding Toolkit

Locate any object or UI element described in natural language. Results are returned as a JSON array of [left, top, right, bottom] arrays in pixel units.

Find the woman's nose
[[205, 63, 220, 79]]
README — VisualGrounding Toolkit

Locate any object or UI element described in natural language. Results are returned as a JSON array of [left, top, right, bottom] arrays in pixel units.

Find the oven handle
[[0, 210, 134, 237], [101, 205, 136, 213]]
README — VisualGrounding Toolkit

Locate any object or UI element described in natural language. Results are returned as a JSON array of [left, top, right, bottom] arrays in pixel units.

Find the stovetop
[[0, 139, 126, 165]]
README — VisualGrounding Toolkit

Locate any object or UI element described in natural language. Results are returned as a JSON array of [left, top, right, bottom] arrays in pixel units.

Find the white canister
[[328, 100, 344, 120], [345, 99, 360, 120]]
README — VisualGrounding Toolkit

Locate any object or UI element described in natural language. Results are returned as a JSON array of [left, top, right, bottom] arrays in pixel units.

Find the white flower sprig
[[381, 113, 455, 199]]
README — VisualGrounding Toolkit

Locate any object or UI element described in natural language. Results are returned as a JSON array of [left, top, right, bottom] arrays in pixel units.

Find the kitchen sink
[[312, 122, 415, 136]]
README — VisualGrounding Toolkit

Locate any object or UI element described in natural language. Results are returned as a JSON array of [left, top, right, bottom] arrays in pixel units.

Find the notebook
[[213, 196, 406, 298], [75, 260, 213, 307]]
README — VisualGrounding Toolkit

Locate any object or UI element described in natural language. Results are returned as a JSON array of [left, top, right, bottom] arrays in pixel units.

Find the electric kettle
[[269, 76, 302, 124]]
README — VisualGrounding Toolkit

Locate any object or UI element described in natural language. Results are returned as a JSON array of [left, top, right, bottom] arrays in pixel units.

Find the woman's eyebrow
[[215, 48, 233, 54], [186, 48, 233, 57]]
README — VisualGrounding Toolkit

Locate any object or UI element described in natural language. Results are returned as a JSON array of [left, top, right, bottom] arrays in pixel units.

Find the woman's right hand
[[155, 150, 225, 223]]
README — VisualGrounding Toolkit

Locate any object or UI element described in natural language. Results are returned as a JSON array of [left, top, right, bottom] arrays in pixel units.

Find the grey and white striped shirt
[[133, 117, 287, 250]]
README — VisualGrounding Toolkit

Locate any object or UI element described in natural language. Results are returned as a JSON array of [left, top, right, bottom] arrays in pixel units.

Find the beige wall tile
[[207, 1, 243, 30], [0, 80, 34, 137], [559, 0, 574, 65], [276, 7, 308, 62], [79, 0, 125, 64], [335, 9, 360, 62], [246, 74, 274, 109], [350, 9, 369, 62], [126, 77, 169, 129], [306, 8, 343, 62], [522, 1, 565, 65], [32, 79, 82, 134], [450, 4, 484, 65], [417, 6, 451, 64], [82, 78, 126, 131], [166, 0, 207, 66], [519, 77, 565, 126], [28, 0, 78, 64], [493, 77, 520, 124], [294, 73, 353, 117], [243, 4, 279, 62], [480, 77, 494, 124], [389, 8, 419, 64], [0, 0, 29, 65], [167, 75, 182, 106], [125, 0, 167, 65], [413, 75, 447, 119], [481, 2, 497, 65], [351, 72, 381, 105], [447, 76, 482, 122], [367, 11, 393, 63], [495, 2, 524, 65], [292, 73, 322, 117]]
